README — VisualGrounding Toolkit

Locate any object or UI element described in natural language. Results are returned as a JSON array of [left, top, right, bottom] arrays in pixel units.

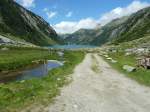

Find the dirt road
[[46, 53, 150, 112]]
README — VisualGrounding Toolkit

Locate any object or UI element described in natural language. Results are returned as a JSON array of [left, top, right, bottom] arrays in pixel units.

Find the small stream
[[0, 60, 63, 83]]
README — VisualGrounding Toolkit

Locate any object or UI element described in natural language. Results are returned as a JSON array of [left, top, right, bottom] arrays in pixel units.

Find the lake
[[49, 45, 97, 49], [0, 60, 63, 83]]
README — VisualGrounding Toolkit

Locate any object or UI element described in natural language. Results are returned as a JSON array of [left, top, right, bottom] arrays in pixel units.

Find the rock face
[[0, 35, 13, 43], [63, 7, 150, 46], [0, 0, 58, 46], [0, 35, 36, 47]]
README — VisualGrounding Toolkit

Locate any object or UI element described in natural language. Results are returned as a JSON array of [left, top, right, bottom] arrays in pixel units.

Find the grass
[[0, 46, 59, 71], [0, 47, 85, 112], [103, 51, 150, 86]]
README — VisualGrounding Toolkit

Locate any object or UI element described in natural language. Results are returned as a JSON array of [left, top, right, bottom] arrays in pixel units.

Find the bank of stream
[[0, 50, 85, 112], [0, 60, 63, 83]]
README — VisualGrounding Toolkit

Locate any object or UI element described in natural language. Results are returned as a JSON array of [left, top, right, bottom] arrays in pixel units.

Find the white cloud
[[54, 0, 150, 34], [66, 11, 73, 17], [43, 8, 57, 19], [99, 0, 150, 25], [43, 8, 48, 12], [54, 18, 98, 34], [17, 0, 35, 8], [46, 11, 57, 19]]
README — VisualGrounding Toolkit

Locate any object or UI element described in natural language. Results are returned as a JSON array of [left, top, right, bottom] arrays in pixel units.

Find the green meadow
[[0, 46, 85, 112], [104, 51, 150, 86]]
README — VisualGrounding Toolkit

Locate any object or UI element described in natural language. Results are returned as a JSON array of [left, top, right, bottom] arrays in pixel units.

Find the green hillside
[[0, 0, 58, 46]]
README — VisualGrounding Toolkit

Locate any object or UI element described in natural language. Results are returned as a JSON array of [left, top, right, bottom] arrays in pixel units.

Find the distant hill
[[63, 7, 150, 46], [0, 0, 58, 46], [62, 29, 100, 45]]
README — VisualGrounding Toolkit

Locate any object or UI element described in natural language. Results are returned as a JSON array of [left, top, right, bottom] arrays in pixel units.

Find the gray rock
[[57, 51, 64, 57], [111, 60, 117, 63], [123, 65, 136, 72], [104, 55, 109, 58], [106, 57, 112, 60], [125, 52, 131, 56]]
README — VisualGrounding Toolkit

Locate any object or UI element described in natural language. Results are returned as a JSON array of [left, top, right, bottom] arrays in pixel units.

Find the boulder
[[104, 55, 109, 58], [106, 57, 112, 60], [125, 52, 131, 56], [111, 60, 117, 63], [57, 51, 64, 57], [123, 65, 136, 72]]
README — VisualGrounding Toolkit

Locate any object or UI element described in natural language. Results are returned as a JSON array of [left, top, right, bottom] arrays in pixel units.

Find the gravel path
[[46, 53, 150, 112]]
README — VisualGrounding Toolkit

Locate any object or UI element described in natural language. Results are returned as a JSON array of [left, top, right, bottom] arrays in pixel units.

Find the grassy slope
[[0, 46, 58, 71], [102, 46, 150, 86], [0, 0, 57, 46], [116, 35, 150, 49], [0, 48, 85, 112], [113, 7, 150, 44]]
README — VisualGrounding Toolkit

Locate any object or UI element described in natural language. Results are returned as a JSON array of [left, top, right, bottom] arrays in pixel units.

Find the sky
[[16, 0, 150, 34]]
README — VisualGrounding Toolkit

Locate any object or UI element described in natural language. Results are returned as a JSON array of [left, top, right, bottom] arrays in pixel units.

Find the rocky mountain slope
[[62, 29, 100, 45], [64, 7, 150, 46], [113, 7, 150, 44], [0, 0, 58, 46]]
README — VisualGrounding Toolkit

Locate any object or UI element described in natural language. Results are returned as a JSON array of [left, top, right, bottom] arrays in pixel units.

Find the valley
[[0, 0, 150, 112], [63, 7, 150, 46]]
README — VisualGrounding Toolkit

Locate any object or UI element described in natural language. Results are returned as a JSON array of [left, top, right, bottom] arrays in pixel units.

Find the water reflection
[[0, 60, 63, 83]]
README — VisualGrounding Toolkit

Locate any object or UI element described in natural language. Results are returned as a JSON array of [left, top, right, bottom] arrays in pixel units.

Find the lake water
[[49, 45, 97, 49], [0, 60, 63, 83]]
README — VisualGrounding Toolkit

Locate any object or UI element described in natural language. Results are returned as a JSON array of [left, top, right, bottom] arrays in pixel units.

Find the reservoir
[[49, 45, 97, 49]]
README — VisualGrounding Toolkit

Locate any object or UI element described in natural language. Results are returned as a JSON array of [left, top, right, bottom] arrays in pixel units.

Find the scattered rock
[[20, 80, 25, 83], [57, 78, 61, 81], [111, 60, 117, 63], [57, 51, 64, 57], [1, 47, 9, 51], [123, 65, 136, 72], [104, 55, 109, 58], [125, 52, 131, 56], [106, 57, 112, 60]]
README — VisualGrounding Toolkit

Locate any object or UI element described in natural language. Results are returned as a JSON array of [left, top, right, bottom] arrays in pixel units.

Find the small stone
[[57, 78, 61, 81], [20, 80, 25, 83], [123, 65, 136, 72], [106, 57, 112, 60], [104, 55, 109, 58], [111, 60, 117, 63], [73, 104, 78, 108], [125, 52, 131, 56]]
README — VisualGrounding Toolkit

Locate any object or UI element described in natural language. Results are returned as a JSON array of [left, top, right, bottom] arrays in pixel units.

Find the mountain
[[64, 7, 150, 46], [0, 0, 58, 46], [62, 29, 100, 45], [112, 7, 150, 44], [63, 16, 129, 45]]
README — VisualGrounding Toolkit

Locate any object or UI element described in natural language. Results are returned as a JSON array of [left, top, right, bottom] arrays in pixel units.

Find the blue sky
[[16, 0, 150, 33]]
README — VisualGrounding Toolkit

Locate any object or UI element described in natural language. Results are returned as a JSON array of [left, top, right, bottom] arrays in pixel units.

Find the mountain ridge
[[63, 6, 150, 46], [0, 0, 58, 46]]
